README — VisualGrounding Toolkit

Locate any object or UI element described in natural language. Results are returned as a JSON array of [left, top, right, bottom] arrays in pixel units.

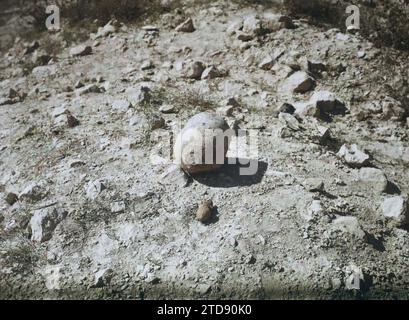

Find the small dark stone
[[279, 103, 295, 114], [67, 114, 80, 128], [5, 192, 18, 205]]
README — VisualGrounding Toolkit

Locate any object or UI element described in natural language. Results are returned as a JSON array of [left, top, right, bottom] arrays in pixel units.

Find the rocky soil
[[0, 1, 409, 299]]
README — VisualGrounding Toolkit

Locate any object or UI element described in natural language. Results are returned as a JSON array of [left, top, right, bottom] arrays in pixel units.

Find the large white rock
[[42, 265, 62, 290], [182, 61, 205, 80], [93, 268, 113, 287], [302, 200, 324, 221], [126, 86, 151, 105], [93, 21, 116, 39], [174, 112, 231, 173], [331, 216, 366, 239], [337, 144, 370, 168], [278, 112, 300, 131], [29, 207, 67, 242], [112, 99, 131, 111], [280, 71, 315, 94], [201, 66, 221, 80], [296, 91, 346, 118], [358, 167, 388, 194], [381, 196, 408, 227], [111, 201, 126, 213], [69, 45, 92, 57], [85, 180, 106, 200], [242, 15, 263, 35]]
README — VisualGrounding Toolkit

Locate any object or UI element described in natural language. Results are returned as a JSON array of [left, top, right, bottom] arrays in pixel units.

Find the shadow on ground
[[192, 158, 268, 188]]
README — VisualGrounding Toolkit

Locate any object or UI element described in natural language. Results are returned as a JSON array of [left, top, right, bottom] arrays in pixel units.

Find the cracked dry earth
[[1, 1, 409, 299]]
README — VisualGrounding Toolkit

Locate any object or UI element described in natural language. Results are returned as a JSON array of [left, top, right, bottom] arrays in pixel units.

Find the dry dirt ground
[[0, 1, 409, 299]]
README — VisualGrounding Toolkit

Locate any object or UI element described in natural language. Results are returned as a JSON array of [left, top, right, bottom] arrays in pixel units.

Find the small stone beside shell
[[196, 199, 213, 223]]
